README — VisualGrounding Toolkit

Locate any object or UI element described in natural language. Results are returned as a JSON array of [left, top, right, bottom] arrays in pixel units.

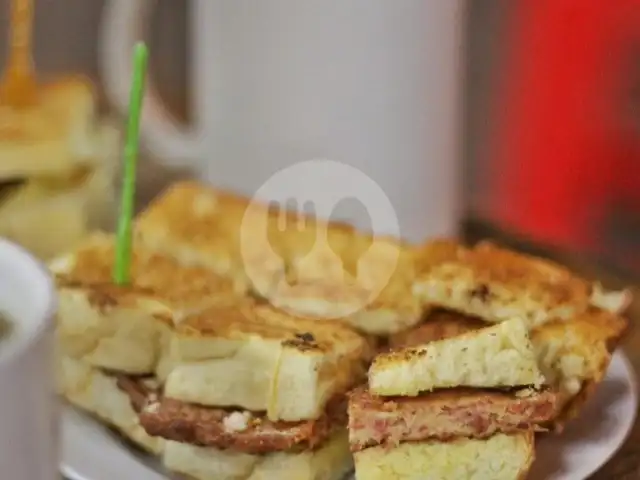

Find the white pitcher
[[100, 0, 465, 242]]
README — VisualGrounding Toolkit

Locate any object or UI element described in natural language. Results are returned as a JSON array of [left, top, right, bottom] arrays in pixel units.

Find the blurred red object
[[487, 0, 640, 252]]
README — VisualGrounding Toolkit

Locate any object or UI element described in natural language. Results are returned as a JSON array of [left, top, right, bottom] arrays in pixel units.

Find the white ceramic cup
[[0, 239, 57, 479], [100, 0, 465, 242]]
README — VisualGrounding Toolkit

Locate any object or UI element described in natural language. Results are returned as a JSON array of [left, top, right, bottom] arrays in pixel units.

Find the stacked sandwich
[[137, 302, 367, 480], [52, 232, 371, 480], [410, 241, 630, 430], [52, 232, 245, 454], [0, 75, 119, 259], [349, 317, 558, 479], [51, 181, 632, 480], [0, 0, 118, 258]]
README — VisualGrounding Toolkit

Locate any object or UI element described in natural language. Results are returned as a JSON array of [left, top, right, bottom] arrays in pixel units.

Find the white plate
[[62, 352, 637, 480]]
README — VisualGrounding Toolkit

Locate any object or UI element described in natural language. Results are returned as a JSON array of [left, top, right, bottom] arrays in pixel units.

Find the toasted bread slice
[[412, 241, 591, 328], [164, 302, 370, 422], [56, 355, 164, 455], [354, 431, 535, 480], [389, 296, 630, 430], [51, 233, 242, 374], [134, 181, 421, 334], [162, 431, 352, 480], [369, 317, 544, 396], [0, 76, 99, 179]]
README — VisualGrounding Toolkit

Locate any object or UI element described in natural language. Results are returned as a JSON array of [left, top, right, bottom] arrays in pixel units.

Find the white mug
[[0, 239, 57, 479], [100, 0, 465, 242]]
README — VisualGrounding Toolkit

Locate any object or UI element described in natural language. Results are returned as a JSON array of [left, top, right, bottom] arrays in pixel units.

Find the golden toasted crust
[[412, 241, 591, 328], [369, 318, 543, 396], [134, 181, 420, 334], [165, 302, 371, 421], [53, 232, 242, 310], [177, 301, 369, 351], [51, 233, 244, 374]]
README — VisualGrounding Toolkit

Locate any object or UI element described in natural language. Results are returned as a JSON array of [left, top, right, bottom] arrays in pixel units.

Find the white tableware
[[62, 351, 637, 480], [0, 238, 57, 479], [99, 0, 466, 242]]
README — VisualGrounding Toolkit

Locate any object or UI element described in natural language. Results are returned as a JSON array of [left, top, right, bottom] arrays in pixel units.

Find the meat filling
[[348, 386, 557, 452], [115, 375, 347, 454]]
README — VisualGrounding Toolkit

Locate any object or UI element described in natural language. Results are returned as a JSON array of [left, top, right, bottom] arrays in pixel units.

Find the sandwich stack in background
[[411, 241, 631, 430], [349, 317, 557, 480], [51, 232, 371, 480], [0, 116, 120, 259], [0, 76, 120, 260], [0, 0, 119, 259]]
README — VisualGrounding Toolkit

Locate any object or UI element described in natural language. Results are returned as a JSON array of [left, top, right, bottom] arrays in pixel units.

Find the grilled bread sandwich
[[53, 234, 371, 479], [50, 232, 242, 375], [348, 319, 557, 480], [389, 298, 630, 431], [350, 314, 553, 479], [412, 241, 595, 328], [129, 312, 361, 480], [134, 181, 421, 335], [52, 233, 370, 420], [353, 431, 535, 480], [58, 354, 354, 480], [133, 373, 353, 480], [368, 317, 544, 397], [160, 301, 370, 422]]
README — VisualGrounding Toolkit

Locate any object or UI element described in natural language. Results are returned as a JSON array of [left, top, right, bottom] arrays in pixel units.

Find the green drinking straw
[[113, 42, 148, 285]]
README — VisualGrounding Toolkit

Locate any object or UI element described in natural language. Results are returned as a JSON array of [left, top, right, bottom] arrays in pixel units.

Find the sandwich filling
[[115, 375, 347, 455], [348, 386, 557, 451]]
